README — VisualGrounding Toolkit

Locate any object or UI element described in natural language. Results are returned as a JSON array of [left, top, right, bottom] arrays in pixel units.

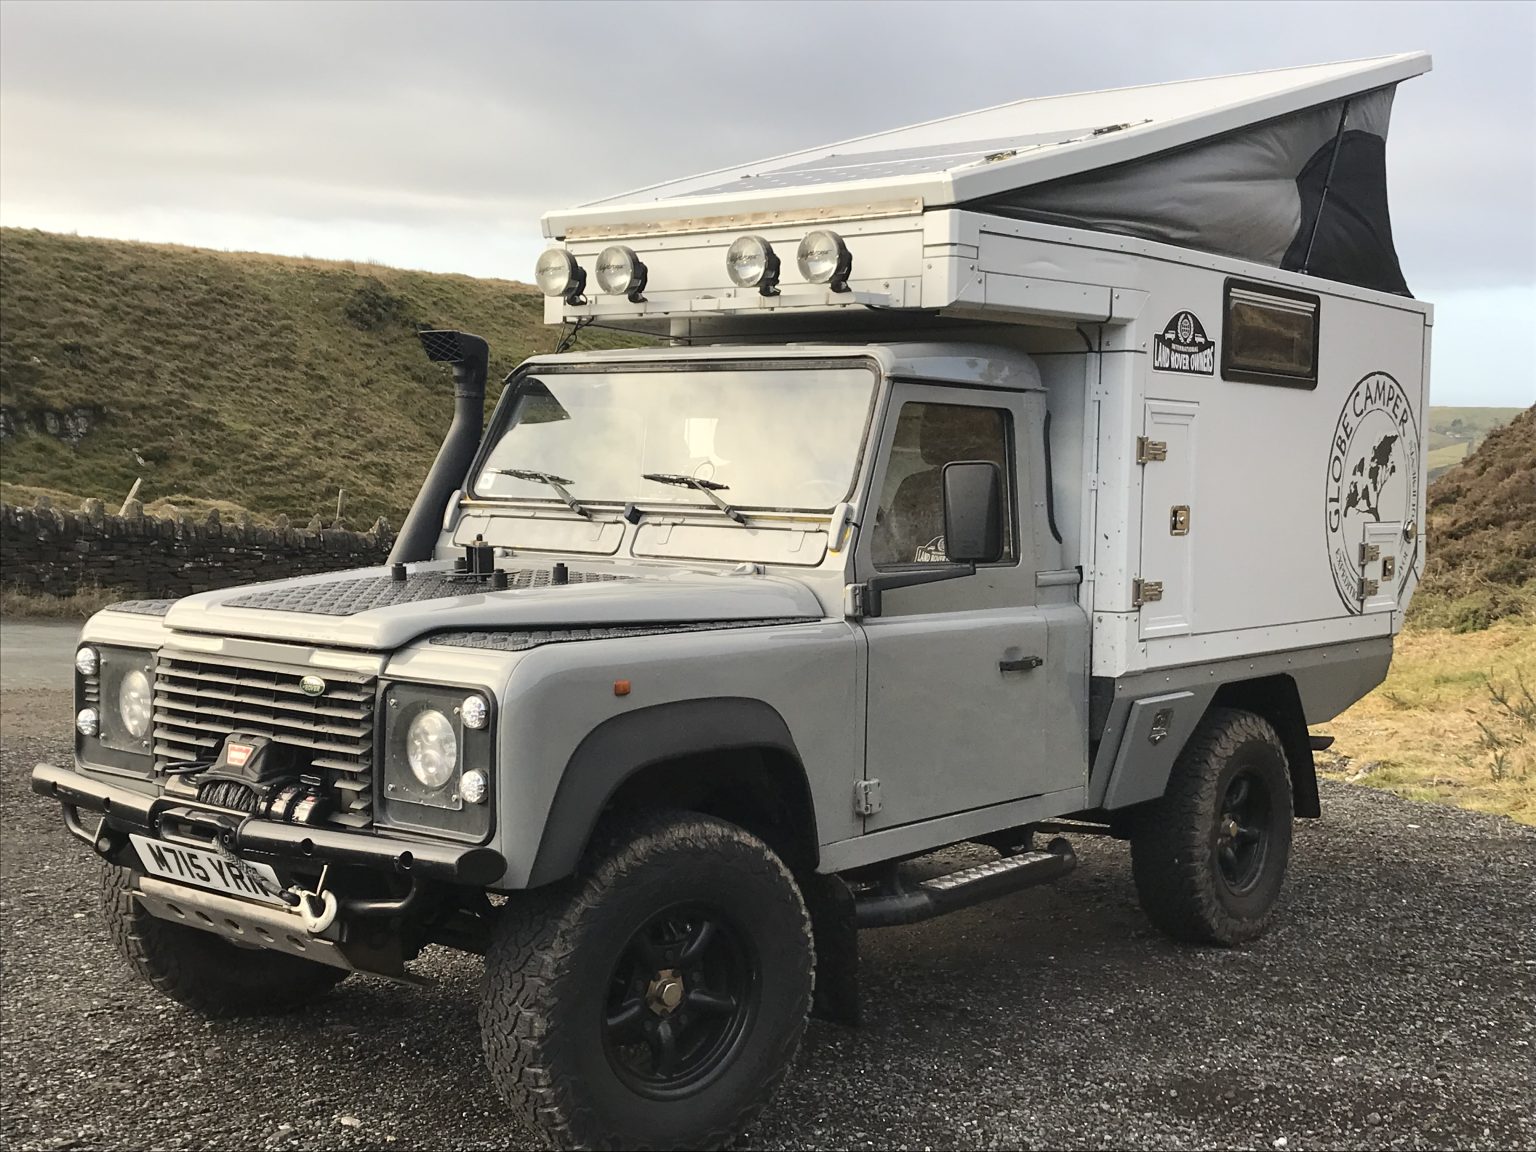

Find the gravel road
[[2, 685, 1531, 1151]]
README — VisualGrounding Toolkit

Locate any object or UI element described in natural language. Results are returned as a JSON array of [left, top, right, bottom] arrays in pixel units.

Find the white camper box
[[538, 53, 1433, 681]]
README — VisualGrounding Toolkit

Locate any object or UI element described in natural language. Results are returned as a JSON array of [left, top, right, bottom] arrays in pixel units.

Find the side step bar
[[854, 838, 1076, 929]]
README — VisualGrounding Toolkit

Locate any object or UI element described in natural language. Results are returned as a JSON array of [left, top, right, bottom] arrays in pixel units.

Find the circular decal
[[1176, 313, 1194, 344], [1324, 371, 1420, 613]]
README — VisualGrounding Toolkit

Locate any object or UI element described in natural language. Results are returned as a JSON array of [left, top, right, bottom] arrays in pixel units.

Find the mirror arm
[[862, 563, 976, 618]]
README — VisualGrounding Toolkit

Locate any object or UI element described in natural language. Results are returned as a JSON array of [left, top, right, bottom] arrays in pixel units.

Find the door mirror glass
[[941, 461, 1003, 564]]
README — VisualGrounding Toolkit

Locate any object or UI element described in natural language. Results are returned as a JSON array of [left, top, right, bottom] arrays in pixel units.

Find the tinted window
[[1222, 280, 1320, 389]]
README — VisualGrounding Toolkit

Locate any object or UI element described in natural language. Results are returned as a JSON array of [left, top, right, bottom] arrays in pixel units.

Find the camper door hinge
[[1360, 542, 1381, 565], [1133, 578, 1164, 607], [1136, 437, 1167, 464], [853, 779, 882, 816], [1359, 577, 1380, 600]]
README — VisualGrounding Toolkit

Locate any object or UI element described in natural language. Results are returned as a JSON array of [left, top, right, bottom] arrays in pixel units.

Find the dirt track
[[2, 684, 1532, 1151]]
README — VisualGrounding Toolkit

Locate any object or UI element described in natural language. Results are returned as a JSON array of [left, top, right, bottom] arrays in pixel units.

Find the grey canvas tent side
[[969, 86, 1410, 295]]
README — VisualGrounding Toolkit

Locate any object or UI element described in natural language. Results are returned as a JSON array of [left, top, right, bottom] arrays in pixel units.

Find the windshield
[[471, 362, 876, 512]]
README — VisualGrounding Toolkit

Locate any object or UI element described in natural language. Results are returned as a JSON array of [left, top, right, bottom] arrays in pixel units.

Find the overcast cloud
[[1, 0, 1532, 404]]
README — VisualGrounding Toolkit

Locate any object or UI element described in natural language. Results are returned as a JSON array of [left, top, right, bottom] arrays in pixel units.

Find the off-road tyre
[[480, 811, 814, 1150], [1130, 707, 1293, 945], [100, 863, 347, 1017]]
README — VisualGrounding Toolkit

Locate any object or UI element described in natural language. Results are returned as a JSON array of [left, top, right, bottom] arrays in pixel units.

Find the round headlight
[[75, 647, 99, 677], [76, 708, 100, 737], [796, 229, 852, 289], [460, 694, 489, 730], [726, 235, 780, 294], [118, 668, 152, 739], [535, 248, 584, 299], [406, 709, 458, 789], [461, 769, 489, 805], [595, 245, 648, 299]]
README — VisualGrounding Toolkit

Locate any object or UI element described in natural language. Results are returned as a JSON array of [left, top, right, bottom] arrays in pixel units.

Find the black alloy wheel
[[603, 906, 758, 1099], [1214, 770, 1273, 895]]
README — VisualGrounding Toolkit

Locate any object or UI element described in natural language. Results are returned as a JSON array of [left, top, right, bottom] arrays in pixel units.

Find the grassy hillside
[[0, 229, 642, 527], [1425, 406, 1524, 480], [1411, 405, 1536, 631]]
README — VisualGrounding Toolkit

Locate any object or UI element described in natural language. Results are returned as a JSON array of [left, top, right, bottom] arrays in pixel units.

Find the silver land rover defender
[[33, 325, 1389, 1148]]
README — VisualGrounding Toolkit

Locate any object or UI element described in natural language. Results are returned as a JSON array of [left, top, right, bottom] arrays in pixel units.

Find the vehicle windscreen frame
[[462, 356, 883, 515]]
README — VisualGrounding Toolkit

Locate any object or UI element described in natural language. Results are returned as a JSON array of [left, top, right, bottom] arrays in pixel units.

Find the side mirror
[[942, 461, 1004, 565]]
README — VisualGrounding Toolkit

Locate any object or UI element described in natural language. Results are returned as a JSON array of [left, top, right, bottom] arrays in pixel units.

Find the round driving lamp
[[725, 235, 780, 295], [796, 229, 852, 291], [461, 769, 489, 806], [460, 693, 489, 730], [595, 245, 648, 300], [76, 708, 100, 737], [406, 709, 458, 789], [118, 668, 152, 739], [535, 248, 585, 302], [75, 647, 99, 677]]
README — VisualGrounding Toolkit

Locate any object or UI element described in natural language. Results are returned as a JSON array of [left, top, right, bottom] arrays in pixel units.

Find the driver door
[[856, 383, 1079, 831]]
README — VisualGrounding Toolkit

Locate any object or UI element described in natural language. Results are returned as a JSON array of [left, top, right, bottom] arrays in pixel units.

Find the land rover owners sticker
[[1151, 310, 1215, 375], [1325, 371, 1421, 613]]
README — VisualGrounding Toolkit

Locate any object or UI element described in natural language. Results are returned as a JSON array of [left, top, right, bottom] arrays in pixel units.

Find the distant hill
[[0, 229, 644, 527], [1415, 404, 1536, 630], [1425, 406, 1526, 480]]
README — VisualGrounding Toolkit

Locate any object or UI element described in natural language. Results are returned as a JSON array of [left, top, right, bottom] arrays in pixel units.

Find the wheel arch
[[1098, 673, 1319, 819], [525, 697, 819, 887], [1210, 675, 1319, 818]]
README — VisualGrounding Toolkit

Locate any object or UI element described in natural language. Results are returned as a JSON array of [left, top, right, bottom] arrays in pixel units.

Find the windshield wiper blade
[[488, 468, 592, 519], [642, 473, 747, 524]]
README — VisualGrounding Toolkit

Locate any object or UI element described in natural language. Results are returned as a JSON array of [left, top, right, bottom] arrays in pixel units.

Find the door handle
[[999, 656, 1044, 673]]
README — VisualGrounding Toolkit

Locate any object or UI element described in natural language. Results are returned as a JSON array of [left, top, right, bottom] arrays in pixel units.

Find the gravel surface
[[3, 687, 1532, 1151]]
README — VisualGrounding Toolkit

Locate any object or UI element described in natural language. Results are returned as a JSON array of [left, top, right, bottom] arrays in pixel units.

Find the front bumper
[[31, 762, 505, 887]]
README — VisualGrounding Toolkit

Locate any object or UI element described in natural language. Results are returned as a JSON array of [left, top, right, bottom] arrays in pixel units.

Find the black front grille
[[153, 652, 375, 829]]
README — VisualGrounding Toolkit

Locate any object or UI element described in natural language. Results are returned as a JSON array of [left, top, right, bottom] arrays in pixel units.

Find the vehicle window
[[871, 402, 1014, 568], [471, 364, 875, 511], [1222, 280, 1320, 389]]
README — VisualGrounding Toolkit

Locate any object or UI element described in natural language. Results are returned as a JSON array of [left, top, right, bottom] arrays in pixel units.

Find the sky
[[1, 0, 1532, 406]]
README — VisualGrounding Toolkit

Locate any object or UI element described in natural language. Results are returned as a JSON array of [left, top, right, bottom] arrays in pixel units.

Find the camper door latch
[[1133, 579, 1164, 607], [853, 779, 883, 816], [1136, 437, 1168, 464]]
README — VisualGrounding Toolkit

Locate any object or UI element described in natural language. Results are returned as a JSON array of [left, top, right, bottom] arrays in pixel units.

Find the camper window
[[1221, 279, 1320, 389]]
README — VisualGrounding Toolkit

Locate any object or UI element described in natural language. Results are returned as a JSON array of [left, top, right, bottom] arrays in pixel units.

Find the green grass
[[1315, 615, 1535, 824], [0, 229, 647, 527]]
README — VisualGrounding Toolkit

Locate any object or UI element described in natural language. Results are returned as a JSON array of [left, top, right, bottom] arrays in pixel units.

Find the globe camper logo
[[1324, 371, 1421, 613], [1152, 311, 1215, 375]]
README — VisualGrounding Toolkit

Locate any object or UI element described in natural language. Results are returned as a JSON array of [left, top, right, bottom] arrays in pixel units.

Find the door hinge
[[853, 779, 882, 816], [1359, 577, 1380, 600], [1136, 436, 1167, 463], [1133, 578, 1164, 607], [1360, 542, 1381, 564], [843, 583, 868, 620]]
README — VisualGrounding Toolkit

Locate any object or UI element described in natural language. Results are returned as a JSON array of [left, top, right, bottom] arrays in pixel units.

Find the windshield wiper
[[642, 473, 748, 524], [487, 468, 592, 519]]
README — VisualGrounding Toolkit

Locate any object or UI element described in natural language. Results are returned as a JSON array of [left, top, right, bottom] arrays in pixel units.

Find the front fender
[[525, 697, 811, 886]]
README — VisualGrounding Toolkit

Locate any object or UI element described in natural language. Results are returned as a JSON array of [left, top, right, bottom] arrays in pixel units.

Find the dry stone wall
[[0, 499, 393, 599]]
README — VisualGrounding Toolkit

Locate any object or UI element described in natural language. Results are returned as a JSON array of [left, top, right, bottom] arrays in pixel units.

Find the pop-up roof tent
[[544, 53, 1429, 297]]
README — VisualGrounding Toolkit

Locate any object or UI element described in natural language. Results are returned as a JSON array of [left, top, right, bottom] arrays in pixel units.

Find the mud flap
[[799, 873, 859, 1026]]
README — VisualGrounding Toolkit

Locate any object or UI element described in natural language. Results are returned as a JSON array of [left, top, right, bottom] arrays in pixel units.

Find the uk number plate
[[129, 834, 287, 906]]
